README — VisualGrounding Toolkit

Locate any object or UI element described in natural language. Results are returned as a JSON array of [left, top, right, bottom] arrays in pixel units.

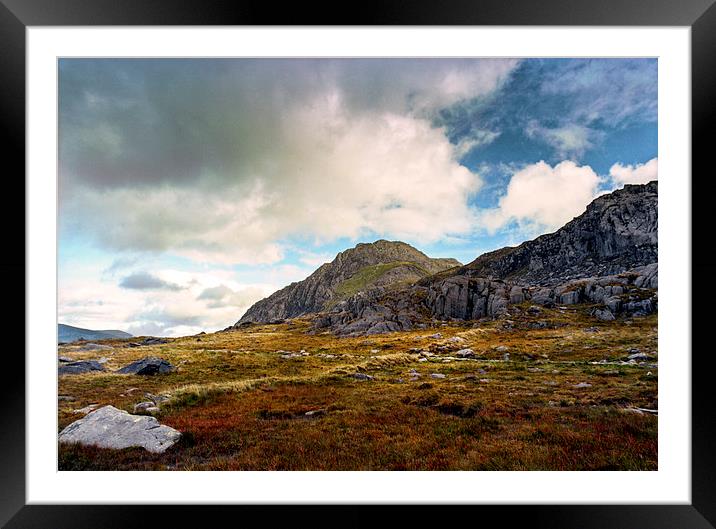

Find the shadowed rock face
[[58, 405, 181, 453], [234, 240, 461, 325], [454, 181, 658, 286], [312, 182, 658, 335]]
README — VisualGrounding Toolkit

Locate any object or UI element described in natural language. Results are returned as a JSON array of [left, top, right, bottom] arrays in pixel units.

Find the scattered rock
[[116, 357, 174, 375], [627, 352, 651, 361], [58, 405, 181, 453], [351, 373, 374, 381], [133, 401, 159, 414], [128, 337, 168, 347], [455, 348, 475, 358], [594, 308, 615, 321], [77, 343, 112, 352], [573, 382, 592, 388], [58, 360, 106, 375], [144, 393, 171, 405], [430, 373, 446, 379], [304, 409, 326, 417], [447, 336, 466, 343], [58, 356, 73, 363], [58, 395, 75, 401]]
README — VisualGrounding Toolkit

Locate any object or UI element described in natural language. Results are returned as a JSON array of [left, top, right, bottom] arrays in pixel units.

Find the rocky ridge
[[313, 182, 658, 335], [234, 240, 460, 325]]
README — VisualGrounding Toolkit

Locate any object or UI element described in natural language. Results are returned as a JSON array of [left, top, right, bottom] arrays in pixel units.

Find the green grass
[[330, 261, 428, 302]]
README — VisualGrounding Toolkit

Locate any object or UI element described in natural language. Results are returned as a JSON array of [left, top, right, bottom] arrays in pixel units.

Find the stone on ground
[[58, 405, 181, 453], [116, 356, 174, 375]]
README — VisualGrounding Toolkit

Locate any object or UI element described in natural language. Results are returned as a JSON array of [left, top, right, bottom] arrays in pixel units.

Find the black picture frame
[[3, 1, 714, 527]]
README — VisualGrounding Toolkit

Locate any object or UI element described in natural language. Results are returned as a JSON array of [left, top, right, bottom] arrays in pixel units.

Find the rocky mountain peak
[[234, 239, 461, 325], [315, 181, 659, 336]]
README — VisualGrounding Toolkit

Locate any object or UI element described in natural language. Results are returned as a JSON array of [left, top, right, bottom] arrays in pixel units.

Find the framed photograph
[[4, 0, 714, 527]]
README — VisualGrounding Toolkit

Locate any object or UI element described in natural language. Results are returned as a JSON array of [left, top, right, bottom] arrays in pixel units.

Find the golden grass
[[58, 305, 658, 470]]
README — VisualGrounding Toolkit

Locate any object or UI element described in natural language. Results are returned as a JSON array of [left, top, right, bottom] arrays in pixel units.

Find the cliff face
[[314, 182, 658, 335], [450, 181, 658, 285], [234, 240, 460, 325]]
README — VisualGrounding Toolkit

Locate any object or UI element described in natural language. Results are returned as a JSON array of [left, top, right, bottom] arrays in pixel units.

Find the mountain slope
[[235, 240, 461, 325], [315, 181, 658, 335], [456, 181, 657, 285], [58, 324, 133, 344]]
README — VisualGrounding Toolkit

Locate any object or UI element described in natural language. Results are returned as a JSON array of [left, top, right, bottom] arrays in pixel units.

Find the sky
[[58, 58, 658, 337]]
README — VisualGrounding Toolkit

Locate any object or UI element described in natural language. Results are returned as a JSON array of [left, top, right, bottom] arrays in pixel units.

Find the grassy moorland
[[58, 304, 657, 471]]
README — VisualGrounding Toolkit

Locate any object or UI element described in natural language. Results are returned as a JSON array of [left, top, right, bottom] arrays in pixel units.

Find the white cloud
[[60, 59, 519, 266], [453, 130, 501, 158], [64, 99, 483, 265], [59, 262, 279, 337], [482, 160, 603, 233], [525, 122, 604, 158], [609, 157, 658, 185]]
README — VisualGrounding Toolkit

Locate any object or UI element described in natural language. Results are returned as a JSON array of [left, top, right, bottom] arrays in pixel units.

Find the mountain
[[451, 181, 658, 285], [314, 181, 658, 335], [58, 324, 133, 344], [235, 240, 461, 325]]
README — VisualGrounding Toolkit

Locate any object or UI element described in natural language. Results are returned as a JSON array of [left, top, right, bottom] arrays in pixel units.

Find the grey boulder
[[58, 360, 105, 375], [58, 405, 181, 453], [116, 356, 174, 375], [594, 308, 615, 321]]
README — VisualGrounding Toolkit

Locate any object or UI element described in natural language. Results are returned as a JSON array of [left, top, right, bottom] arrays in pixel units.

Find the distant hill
[[58, 324, 132, 344], [234, 240, 461, 325]]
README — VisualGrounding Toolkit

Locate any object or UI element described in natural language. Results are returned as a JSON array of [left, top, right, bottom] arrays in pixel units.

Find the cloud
[[296, 250, 333, 267], [119, 271, 184, 291], [453, 130, 501, 158], [102, 256, 138, 277], [537, 59, 657, 127], [609, 157, 658, 185], [197, 284, 266, 309], [59, 59, 519, 265], [437, 59, 657, 161], [482, 160, 603, 233], [61, 261, 279, 337], [525, 122, 604, 158]]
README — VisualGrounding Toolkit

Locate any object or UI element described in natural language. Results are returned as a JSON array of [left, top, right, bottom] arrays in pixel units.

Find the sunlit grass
[[58, 306, 657, 470]]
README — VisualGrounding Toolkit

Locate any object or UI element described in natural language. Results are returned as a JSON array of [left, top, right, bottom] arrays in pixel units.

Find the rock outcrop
[[116, 357, 174, 375], [451, 181, 657, 285], [312, 182, 657, 335], [234, 240, 460, 325], [58, 405, 181, 453], [58, 360, 106, 376]]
